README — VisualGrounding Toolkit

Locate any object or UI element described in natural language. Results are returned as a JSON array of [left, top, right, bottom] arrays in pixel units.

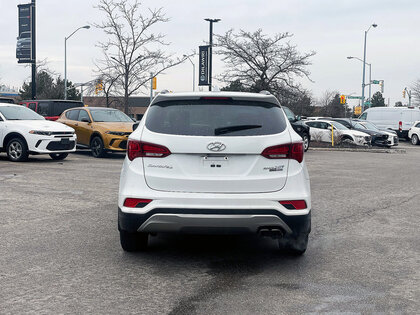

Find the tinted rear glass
[[51, 101, 83, 116], [66, 109, 80, 120], [146, 99, 286, 136]]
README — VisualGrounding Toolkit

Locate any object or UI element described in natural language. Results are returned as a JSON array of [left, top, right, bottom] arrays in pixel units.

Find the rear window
[[145, 99, 287, 136], [51, 101, 83, 116], [66, 109, 80, 120]]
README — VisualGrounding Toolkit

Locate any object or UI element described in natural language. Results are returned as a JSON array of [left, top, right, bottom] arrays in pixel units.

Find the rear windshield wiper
[[214, 124, 262, 135]]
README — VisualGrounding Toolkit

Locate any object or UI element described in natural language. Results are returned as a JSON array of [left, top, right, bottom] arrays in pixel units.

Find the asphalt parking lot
[[1, 143, 419, 314]]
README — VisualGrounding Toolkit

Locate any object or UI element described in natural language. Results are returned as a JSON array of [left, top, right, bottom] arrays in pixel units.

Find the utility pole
[[204, 18, 220, 91], [31, 0, 36, 100], [361, 23, 377, 112], [150, 72, 153, 104]]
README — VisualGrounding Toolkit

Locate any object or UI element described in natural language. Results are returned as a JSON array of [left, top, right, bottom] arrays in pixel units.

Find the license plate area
[[202, 155, 229, 168], [60, 138, 70, 144]]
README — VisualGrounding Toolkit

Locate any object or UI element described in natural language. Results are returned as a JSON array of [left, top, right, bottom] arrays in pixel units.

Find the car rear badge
[[207, 142, 226, 152], [263, 165, 285, 172]]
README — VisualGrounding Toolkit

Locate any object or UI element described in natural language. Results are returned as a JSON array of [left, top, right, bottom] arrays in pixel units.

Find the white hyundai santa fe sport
[[0, 103, 76, 162], [118, 92, 311, 255]]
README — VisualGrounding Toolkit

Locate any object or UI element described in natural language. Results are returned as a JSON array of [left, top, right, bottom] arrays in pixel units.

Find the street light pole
[[64, 25, 90, 100], [183, 55, 195, 91], [347, 56, 372, 101], [204, 18, 220, 91], [361, 23, 377, 111]]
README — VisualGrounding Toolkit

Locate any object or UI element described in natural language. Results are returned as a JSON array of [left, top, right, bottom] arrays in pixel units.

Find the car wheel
[[90, 136, 106, 158], [302, 133, 310, 152], [49, 153, 69, 160], [6, 138, 29, 162], [120, 231, 149, 252], [411, 134, 419, 145], [278, 233, 309, 256]]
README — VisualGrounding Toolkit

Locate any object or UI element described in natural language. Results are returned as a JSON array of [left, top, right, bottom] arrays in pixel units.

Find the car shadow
[[72, 149, 126, 160]]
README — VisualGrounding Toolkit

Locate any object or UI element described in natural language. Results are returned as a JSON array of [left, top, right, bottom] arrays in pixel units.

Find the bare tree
[[93, 56, 122, 108], [411, 79, 420, 106], [216, 29, 315, 94], [95, 0, 189, 114], [318, 90, 337, 108]]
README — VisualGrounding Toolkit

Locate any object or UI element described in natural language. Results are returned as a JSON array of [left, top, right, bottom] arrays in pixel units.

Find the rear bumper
[[118, 207, 311, 236]]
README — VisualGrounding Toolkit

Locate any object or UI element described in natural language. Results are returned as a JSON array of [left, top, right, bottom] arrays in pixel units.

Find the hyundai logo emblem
[[207, 142, 226, 152]]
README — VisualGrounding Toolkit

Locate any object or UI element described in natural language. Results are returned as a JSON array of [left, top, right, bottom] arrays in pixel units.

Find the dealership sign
[[198, 45, 210, 86], [17, 3, 34, 63]]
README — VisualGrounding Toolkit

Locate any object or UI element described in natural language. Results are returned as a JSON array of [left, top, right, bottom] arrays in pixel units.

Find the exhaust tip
[[258, 227, 285, 239]]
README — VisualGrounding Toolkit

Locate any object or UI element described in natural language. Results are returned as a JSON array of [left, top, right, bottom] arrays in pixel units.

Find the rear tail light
[[127, 140, 171, 161], [399, 121, 402, 132], [261, 142, 304, 163], [279, 200, 307, 210], [123, 198, 152, 208]]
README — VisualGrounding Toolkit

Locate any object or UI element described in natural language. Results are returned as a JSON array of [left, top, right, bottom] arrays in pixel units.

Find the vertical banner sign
[[198, 45, 210, 86], [17, 3, 33, 62]]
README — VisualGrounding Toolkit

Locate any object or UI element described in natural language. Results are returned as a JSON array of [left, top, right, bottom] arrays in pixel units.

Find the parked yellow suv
[[58, 107, 135, 157]]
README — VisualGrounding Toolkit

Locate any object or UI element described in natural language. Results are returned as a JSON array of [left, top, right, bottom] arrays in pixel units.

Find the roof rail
[[259, 90, 271, 95]]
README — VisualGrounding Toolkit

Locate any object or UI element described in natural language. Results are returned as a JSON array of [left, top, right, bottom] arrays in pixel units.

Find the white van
[[359, 106, 420, 139]]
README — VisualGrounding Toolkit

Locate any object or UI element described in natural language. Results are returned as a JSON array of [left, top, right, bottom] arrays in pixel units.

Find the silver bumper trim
[[138, 214, 292, 234]]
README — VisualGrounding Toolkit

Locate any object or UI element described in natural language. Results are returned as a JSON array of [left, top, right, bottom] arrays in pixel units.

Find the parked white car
[[303, 119, 371, 146], [0, 104, 76, 162], [408, 121, 420, 145], [118, 91, 311, 255], [359, 106, 420, 139]]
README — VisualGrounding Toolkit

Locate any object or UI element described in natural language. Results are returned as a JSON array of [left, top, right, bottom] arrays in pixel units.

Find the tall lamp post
[[183, 54, 195, 91], [64, 25, 90, 100], [204, 18, 220, 91], [361, 23, 377, 111], [347, 56, 372, 102]]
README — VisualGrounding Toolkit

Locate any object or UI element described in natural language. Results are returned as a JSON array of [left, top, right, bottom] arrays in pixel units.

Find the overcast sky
[[1, 0, 419, 106]]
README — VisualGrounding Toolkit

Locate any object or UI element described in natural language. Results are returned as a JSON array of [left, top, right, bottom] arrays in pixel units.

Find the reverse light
[[279, 200, 307, 210], [127, 140, 171, 161], [261, 142, 304, 163], [123, 198, 152, 208]]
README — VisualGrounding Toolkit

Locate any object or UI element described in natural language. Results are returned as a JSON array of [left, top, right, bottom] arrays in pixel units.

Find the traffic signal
[[340, 95, 346, 104], [95, 80, 103, 95], [379, 80, 384, 93], [403, 90, 406, 98], [152, 77, 157, 90], [354, 105, 362, 115]]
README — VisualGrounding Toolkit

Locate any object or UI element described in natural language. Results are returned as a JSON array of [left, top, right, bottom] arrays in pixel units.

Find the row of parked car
[[2, 96, 420, 162], [283, 106, 400, 149], [0, 101, 136, 162]]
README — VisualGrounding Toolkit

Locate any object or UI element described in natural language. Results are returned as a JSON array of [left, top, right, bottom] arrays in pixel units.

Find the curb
[[308, 147, 406, 154]]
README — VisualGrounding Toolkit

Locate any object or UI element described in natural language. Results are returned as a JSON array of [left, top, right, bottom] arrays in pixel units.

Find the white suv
[[118, 92, 311, 255], [0, 104, 76, 162]]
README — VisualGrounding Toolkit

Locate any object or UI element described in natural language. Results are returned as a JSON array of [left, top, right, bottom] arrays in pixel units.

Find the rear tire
[[120, 231, 149, 252], [90, 136, 106, 158], [302, 133, 310, 152], [278, 233, 309, 256], [49, 153, 69, 160], [411, 134, 419, 145], [6, 137, 29, 162]]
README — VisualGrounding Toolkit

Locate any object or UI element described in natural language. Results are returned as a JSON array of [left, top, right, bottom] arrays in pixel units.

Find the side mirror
[[132, 122, 139, 131], [295, 115, 301, 121], [328, 126, 332, 131], [81, 117, 91, 123]]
